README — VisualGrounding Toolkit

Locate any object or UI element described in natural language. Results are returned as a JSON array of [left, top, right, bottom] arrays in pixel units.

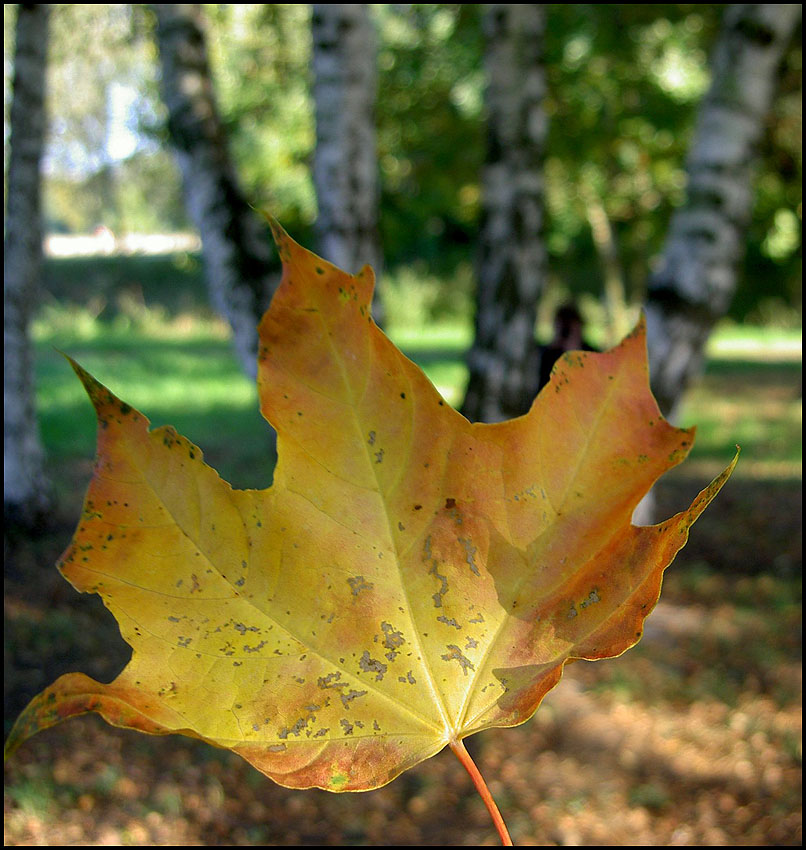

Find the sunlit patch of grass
[[388, 320, 473, 352], [707, 323, 802, 361], [388, 320, 471, 406], [38, 351, 256, 420], [416, 361, 469, 408]]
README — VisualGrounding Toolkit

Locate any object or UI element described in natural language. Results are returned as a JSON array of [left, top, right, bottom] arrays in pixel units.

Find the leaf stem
[[450, 737, 513, 846]]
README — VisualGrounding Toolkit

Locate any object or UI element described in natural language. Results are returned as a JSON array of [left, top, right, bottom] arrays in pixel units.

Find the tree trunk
[[461, 4, 548, 423], [152, 4, 277, 381], [646, 3, 801, 422], [4, 3, 51, 531], [310, 4, 382, 314], [632, 3, 799, 527]]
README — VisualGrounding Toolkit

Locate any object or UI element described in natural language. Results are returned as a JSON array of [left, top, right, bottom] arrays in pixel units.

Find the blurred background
[[4, 3, 801, 845]]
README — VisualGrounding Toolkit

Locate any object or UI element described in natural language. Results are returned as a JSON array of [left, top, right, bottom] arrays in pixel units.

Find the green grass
[[35, 338, 271, 493], [33, 301, 801, 494]]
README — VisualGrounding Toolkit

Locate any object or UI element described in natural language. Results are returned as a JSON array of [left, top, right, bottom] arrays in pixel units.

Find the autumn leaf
[[5, 220, 735, 834]]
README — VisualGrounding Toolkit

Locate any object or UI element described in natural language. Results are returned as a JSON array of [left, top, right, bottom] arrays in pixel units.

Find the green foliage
[[205, 4, 317, 230], [739, 30, 803, 325], [543, 6, 717, 299], [380, 261, 474, 330], [374, 5, 485, 270], [6, 3, 801, 321]]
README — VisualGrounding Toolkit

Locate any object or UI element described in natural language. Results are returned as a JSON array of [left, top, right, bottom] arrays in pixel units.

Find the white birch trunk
[[646, 4, 801, 422], [153, 4, 278, 381], [310, 4, 382, 310], [4, 3, 51, 529], [461, 4, 548, 423], [633, 4, 799, 526]]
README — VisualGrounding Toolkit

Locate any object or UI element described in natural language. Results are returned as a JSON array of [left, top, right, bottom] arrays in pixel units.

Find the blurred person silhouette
[[537, 303, 597, 393]]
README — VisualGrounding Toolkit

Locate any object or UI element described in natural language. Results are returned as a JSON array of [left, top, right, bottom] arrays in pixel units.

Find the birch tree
[[310, 4, 382, 306], [4, 3, 51, 530], [152, 3, 277, 380], [461, 4, 548, 423], [646, 3, 801, 421]]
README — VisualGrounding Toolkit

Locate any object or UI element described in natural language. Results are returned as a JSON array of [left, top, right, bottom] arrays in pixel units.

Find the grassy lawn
[[32, 302, 801, 490]]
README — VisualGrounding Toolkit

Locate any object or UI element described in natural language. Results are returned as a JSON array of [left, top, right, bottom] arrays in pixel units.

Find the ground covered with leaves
[[4, 335, 801, 846], [5, 475, 801, 845]]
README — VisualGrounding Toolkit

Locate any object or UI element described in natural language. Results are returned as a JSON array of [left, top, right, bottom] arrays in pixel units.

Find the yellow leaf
[[5, 220, 736, 797]]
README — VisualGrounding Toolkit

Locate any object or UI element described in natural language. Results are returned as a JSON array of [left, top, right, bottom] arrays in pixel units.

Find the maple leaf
[[5, 220, 735, 842]]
